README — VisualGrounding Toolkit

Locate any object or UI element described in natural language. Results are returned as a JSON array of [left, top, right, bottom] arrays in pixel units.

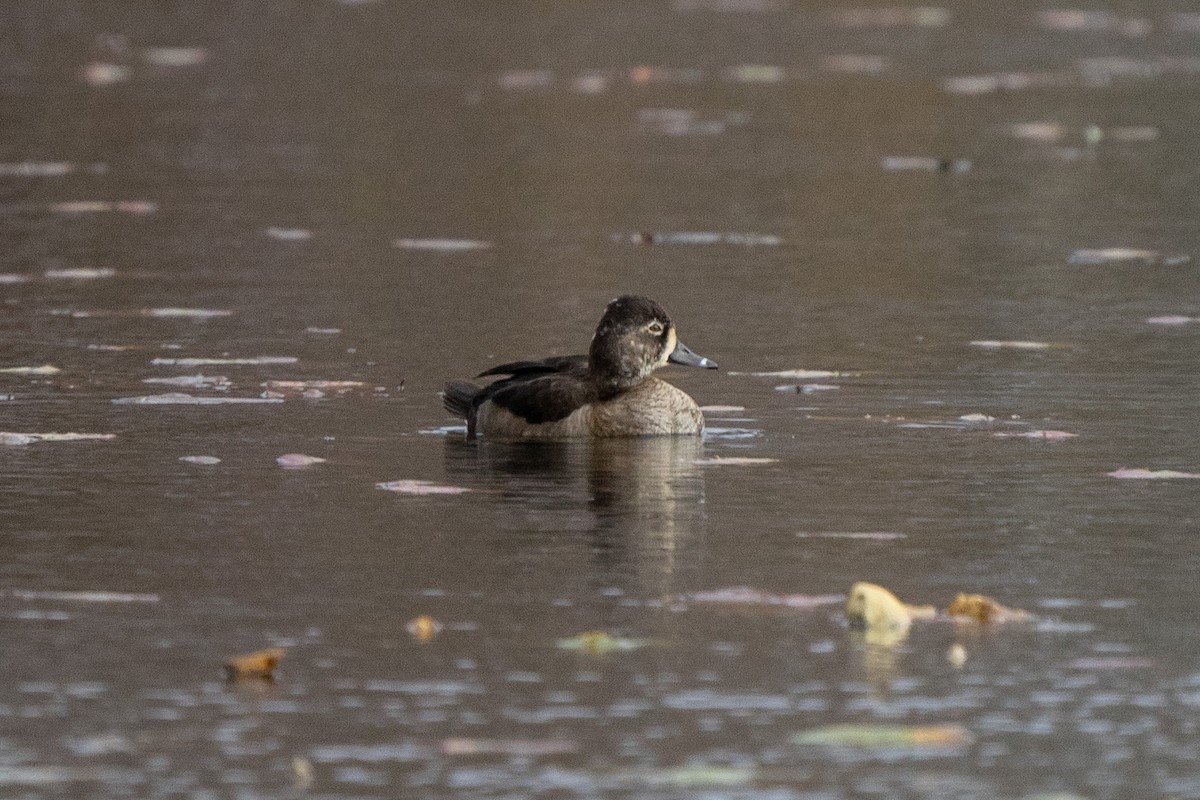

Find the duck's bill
[[668, 340, 718, 369]]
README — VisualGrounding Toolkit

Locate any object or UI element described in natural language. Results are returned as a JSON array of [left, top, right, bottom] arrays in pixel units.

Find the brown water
[[3, 2, 1200, 798]]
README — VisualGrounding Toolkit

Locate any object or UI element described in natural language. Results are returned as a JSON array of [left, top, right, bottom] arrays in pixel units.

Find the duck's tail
[[441, 381, 481, 420]]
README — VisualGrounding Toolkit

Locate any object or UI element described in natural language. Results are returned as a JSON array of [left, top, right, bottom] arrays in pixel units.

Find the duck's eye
[[647, 321, 665, 335]]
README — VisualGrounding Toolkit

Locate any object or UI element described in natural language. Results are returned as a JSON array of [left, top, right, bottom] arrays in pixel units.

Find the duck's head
[[588, 295, 717, 388]]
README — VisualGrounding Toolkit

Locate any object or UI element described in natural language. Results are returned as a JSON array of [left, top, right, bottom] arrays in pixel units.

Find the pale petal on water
[[694, 456, 778, 465], [276, 453, 326, 468], [994, 430, 1077, 440], [44, 268, 116, 280], [151, 356, 297, 367], [1146, 315, 1198, 325], [969, 340, 1056, 350], [10, 589, 158, 603], [376, 479, 471, 495], [1107, 467, 1200, 479], [392, 238, 492, 251], [113, 393, 283, 405], [0, 365, 61, 375], [1, 432, 115, 446], [179, 455, 221, 465]]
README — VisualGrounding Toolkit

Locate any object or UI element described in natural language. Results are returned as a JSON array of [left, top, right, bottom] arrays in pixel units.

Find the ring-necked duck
[[442, 295, 717, 438]]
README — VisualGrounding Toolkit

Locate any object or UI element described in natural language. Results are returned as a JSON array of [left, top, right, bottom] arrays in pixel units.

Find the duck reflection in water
[[442, 436, 706, 588]]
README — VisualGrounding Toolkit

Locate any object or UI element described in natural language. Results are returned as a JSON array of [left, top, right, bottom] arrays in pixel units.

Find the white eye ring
[[647, 321, 665, 335]]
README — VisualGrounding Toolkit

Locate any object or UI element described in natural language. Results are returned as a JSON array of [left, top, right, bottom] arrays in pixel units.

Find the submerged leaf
[[946, 593, 1031, 624], [556, 631, 650, 654], [440, 738, 579, 756], [224, 647, 285, 681], [406, 615, 442, 642], [791, 723, 972, 749]]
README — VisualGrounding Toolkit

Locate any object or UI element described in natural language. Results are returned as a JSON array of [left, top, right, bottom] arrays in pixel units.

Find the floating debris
[[947, 643, 968, 667], [10, 589, 158, 603], [969, 340, 1056, 350], [224, 647, 285, 681], [407, 615, 442, 642], [683, 587, 843, 609], [620, 231, 782, 246], [556, 631, 651, 654], [993, 430, 1077, 440], [1068, 248, 1187, 265], [50, 200, 156, 215], [1146, 315, 1199, 325], [0, 161, 75, 177], [693, 456, 778, 466], [113, 393, 283, 405], [143, 374, 231, 389], [440, 738, 579, 757], [376, 479, 471, 495], [846, 582, 936, 645], [795, 531, 906, 540], [0, 365, 61, 375], [775, 382, 839, 393], [0, 432, 115, 446], [140, 46, 209, 67], [179, 455, 221, 465], [791, 723, 972, 749], [80, 62, 131, 86], [262, 380, 365, 396], [392, 238, 491, 251], [1107, 468, 1200, 480], [265, 227, 313, 241], [151, 356, 297, 367], [946, 593, 1032, 624], [881, 155, 972, 173], [276, 453, 326, 468], [146, 308, 232, 319], [734, 368, 843, 378]]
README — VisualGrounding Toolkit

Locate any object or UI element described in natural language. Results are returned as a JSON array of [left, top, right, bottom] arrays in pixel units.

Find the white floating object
[[392, 238, 491, 251], [376, 479, 471, 495], [0, 365, 61, 375], [179, 455, 221, 465], [112, 393, 282, 405], [145, 308, 233, 318], [44, 268, 116, 280], [10, 589, 159, 603], [151, 356, 297, 366], [1, 432, 116, 446], [969, 340, 1055, 350], [276, 453, 326, 468]]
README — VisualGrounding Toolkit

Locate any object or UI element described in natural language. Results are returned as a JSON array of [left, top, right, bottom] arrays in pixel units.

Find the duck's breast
[[588, 377, 704, 436]]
